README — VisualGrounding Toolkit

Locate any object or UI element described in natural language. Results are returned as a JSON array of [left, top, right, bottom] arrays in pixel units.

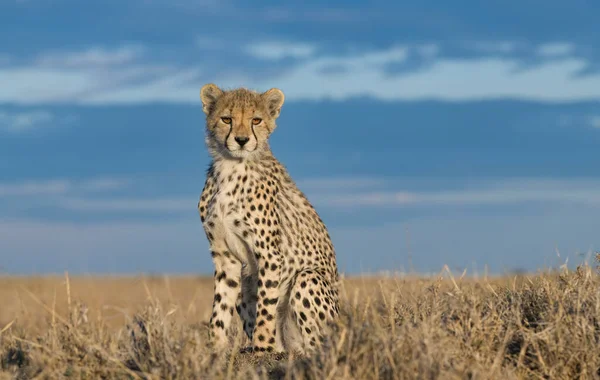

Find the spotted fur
[[197, 84, 340, 355]]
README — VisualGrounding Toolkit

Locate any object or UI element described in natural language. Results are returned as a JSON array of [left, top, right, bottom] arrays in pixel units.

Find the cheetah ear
[[262, 88, 285, 118], [200, 83, 223, 115]]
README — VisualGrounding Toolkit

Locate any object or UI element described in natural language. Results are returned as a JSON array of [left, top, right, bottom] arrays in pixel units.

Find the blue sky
[[0, 0, 599, 275]]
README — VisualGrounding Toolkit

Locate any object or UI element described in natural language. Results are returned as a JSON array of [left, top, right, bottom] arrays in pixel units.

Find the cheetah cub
[[197, 84, 340, 355]]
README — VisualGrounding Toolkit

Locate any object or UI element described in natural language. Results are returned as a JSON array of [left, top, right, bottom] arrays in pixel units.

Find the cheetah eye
[[221, 117, 232, 124], [252, 118, 262, 125]]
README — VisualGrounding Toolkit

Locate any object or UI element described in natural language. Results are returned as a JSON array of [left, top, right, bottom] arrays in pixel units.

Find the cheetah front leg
[[236, 264, 258, 342], [199, 173, 243, 348], [250, 254, 281, 354], [207, 249, 243, 348]]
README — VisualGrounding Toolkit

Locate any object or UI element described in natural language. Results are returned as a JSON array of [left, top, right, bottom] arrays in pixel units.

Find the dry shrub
[[2, 263, 600, 379]]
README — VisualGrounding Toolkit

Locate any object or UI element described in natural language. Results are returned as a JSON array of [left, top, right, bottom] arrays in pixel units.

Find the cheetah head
[[200, 84, 285, 160]]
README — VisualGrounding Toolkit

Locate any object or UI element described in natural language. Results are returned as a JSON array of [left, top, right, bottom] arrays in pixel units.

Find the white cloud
[[59, 197, 192, 212], [557, 114, 600, 129], [0, 65, 185, 105], [536, 42, 574, 57], [0, 110, 53, 132], [297, 177, 388, 191], [0, 219, 207, 275], [0, 180, 70, 197], [0, 178, 129, 197], [0, 178, 187, 214], [260, 7, 368, 23], [0, 68, 99, 104], [141, 0, 222, 10], [36, 45, 144, 68], [1, 205, 598, 275], [310, 178, 600, 208], [415, 44, 439, 58], [245, 41, 316, 60], [1, 176, 599, 275], [0, 45, 173, 105], [79, 178, 131, 192], [248, 53, 600, 102], [340, 46, 409, 66], [3, 41, 600, 105], [3, 177, 600, 216], [588, 115, 600, 129], [468, 41, 517, 54], [82, 68, 203, 105], [8, 177, 597, 216]]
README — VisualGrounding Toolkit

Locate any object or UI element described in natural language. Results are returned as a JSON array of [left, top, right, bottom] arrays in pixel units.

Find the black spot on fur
[[264, 297, 278, 305]]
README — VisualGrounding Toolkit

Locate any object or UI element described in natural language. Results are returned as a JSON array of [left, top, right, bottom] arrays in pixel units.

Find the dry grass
[[2, 263, 600, 379]]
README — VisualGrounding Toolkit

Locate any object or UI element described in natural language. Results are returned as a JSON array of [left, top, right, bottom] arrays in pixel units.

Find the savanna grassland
[[1, 263, 600, 379]]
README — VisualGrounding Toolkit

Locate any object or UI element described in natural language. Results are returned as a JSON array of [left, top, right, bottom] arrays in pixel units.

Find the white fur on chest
[[206, 160, 254, 264], [211, 160, 253, 212]]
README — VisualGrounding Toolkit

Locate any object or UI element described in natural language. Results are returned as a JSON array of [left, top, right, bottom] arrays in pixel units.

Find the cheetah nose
[[235, 136, 250, 147]]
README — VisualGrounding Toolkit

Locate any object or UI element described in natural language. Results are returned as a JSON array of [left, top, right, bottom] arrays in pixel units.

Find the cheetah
[[197, 83, 340, 355]]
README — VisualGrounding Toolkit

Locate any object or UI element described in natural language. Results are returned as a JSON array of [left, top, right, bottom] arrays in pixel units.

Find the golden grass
[[1, 264, 600, 379]]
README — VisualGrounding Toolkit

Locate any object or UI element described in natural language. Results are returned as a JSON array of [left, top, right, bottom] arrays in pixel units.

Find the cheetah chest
[[204, 161, 256, 264]]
